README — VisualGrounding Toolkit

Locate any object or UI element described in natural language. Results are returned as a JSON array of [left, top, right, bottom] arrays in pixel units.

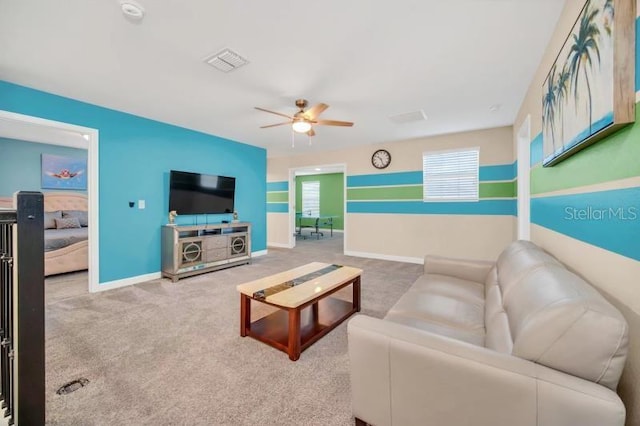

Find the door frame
[[287, 163, 347, 253], [517, 114, 531, 240], [0, 110, 100, 292]]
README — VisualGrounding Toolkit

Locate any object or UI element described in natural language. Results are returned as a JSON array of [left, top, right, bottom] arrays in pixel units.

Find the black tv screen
[[169, 170, 235, 215]]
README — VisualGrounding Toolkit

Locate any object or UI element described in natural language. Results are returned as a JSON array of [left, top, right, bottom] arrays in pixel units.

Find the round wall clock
[[371, 149, 391, 169]]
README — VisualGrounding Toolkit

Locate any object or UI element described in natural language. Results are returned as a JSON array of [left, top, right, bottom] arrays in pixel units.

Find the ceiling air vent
[[389, 110, 428, 124], [204, 49, 249, 73]]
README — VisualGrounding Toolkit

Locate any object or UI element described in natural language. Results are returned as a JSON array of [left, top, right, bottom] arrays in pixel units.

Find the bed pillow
[[44, 211, 63, 229], [54, 217, 81, 229], [62, 210, 88, 227]]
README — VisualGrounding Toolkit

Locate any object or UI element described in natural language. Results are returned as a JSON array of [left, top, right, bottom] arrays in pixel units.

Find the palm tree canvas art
[[541, 0, 634, 167]]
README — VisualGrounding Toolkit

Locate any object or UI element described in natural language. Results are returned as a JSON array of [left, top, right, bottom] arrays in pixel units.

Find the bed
[[43, 193, 89, 276], [0, 192, 88, 276]]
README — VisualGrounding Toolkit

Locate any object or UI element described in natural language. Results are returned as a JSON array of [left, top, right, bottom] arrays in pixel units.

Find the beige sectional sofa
[[348, 240, 629, 426]]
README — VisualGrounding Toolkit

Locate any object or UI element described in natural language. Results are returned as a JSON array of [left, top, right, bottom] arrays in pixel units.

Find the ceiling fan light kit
[[292, 120, 312, 133], [255, 98, 353, 142]]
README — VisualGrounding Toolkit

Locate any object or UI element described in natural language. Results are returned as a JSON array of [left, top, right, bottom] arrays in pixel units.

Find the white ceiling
[[0, 0, 565, 158]]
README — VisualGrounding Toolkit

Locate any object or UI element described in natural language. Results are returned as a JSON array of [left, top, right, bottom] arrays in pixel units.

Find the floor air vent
[[57, 378, 89, 395]]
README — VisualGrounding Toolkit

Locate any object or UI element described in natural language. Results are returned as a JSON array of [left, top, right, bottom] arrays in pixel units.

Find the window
[[301, 181, 320, 216], [423, 148, 479, 201]]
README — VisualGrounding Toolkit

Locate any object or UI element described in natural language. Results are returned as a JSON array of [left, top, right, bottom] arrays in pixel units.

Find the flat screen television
[[169, 170, 235, 215]]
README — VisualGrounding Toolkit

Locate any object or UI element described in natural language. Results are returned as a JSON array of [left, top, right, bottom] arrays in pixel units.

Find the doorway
[[288, 163, 347, 253], [0, 110, 100, 292]]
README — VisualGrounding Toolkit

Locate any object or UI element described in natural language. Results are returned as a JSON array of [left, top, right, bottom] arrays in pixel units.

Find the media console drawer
[[205, 248, 228, 263], [204, 235, 227, 250]]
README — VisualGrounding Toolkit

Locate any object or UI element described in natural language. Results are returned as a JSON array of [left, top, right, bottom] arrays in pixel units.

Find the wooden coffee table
[[236, 262, 362, 361]]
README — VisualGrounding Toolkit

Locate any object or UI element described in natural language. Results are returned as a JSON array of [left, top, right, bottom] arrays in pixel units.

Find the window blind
[[423, 148, 479, 201], [301, 181, 320, 216]]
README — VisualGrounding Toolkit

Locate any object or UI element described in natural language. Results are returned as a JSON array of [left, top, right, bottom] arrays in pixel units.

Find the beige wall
[[346, 214, 513, 262], [267, 126, 515, 260], [267, 213, 289, 247], [270, 125, 514, 175], [515, 1, 640, 423]]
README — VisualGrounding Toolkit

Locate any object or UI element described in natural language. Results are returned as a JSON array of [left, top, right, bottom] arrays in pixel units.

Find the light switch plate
[[138, 200, 145, 209]]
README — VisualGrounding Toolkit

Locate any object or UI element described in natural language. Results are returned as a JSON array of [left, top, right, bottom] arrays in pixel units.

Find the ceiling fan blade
[[303, 103, 329, 120], [255, 107, 293, 120], [307, 128, 316, 137], [260, 122, 292, 129], [316, 119, 354, 127]]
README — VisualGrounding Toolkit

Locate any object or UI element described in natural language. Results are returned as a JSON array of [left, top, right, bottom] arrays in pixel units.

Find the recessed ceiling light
[[120, 0, 145, 20]]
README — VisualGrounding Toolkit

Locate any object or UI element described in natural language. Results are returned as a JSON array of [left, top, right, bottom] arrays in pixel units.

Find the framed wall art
[[542, 0, 635, 167], [41, 154, 87, 190]]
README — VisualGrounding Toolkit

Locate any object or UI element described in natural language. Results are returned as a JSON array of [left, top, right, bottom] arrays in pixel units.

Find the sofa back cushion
[[503, 264, 628, 390], [484, 267, 513, 353], [496, 241, 561, 299]]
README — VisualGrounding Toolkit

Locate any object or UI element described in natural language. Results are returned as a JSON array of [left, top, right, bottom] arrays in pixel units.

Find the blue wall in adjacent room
[[0, 137, 87, 196], [0, 81, 267, 284]]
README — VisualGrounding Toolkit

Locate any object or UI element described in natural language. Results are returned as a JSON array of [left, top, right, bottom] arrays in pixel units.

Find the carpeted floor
[[45, 234, 423, 425]]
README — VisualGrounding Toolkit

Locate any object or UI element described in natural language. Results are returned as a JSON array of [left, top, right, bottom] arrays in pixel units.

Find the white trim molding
[[344, 250, 423, 265], [516, 114, 531, 241], [267, 242, 294, 249], [96, 272, 162, 292], [0, 110, 100, 293], [252, 249, 268, 257]]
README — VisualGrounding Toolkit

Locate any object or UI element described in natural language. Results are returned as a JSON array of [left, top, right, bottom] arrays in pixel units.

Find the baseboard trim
[[344, 250, 423, 264], [95, 271, 162, 293], [252, 250, 268, 257], [268, 242, 293, 249]]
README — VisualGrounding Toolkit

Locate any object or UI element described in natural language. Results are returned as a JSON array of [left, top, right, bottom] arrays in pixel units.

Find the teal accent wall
[[295, 173, 344, 230], [0, 137, 87, 196], [0, 81, 267, 284], [531, 187, 640, 261]]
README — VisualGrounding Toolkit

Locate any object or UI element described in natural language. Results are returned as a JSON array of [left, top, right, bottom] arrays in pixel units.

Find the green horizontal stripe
[[531, 104, 640, 195], [348, 182, 515, 201], [267, 192, 288, 203], [348, 185, 422, 200], [480, 181, 516, 198]]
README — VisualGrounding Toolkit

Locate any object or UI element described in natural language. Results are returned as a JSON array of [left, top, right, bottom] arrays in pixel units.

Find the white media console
[[161, 222, 251, 282]]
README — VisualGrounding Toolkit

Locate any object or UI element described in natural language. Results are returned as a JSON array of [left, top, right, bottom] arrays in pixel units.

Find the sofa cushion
[[484, 283, 513, 354], [504, 264, 628, 390], [387, 280, 484, 333], [496, 241, 561, 299], [411, 274, 484, 305], [384, 312, 485, 346]]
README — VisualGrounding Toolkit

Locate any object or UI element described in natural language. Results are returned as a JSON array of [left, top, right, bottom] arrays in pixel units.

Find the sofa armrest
[[423, 254, 494, 283], [348, 315, 625, 426]]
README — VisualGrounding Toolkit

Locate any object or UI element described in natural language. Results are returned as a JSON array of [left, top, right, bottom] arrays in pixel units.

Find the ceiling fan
[[255, 99, 353, 137]]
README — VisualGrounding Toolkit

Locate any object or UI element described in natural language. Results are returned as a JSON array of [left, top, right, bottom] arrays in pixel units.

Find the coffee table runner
[[252, 264, 343, 300]]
